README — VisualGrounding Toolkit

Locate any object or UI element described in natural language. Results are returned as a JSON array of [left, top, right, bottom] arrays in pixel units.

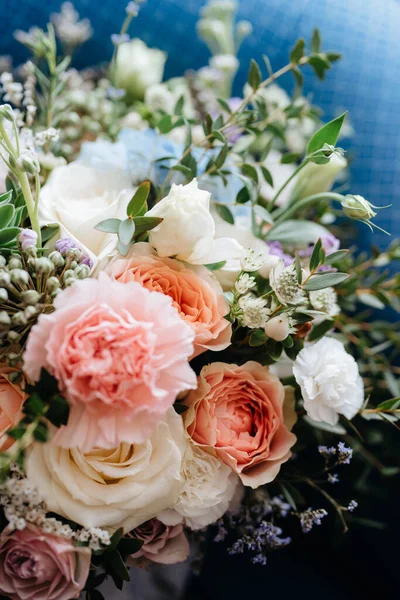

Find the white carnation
[[293, 337, 364, 425], [164, 442, 239, 531]]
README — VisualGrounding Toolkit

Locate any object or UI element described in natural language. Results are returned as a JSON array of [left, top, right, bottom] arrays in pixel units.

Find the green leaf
[[87, 591, 105, 600], [157, 114, 173, 134], [310, 28, 321, 53], [0, 204, 15, 227], [249, 329, 267, 347], [118, 538, 143, 557], [326, 52, 342, 63], [117, 241, 130, 257], [118, 219, 135, 246], [7, 424, 26, 440], [309, 238, 323, 272], [0, 227, 20, 245], [171, 164, 193, 178], [41, 225, 59, 244], [212, 130, 226, 144], [303, 272, 349, 291], [248, 59, 262, 89], [291, 66, 304, 88], [217, 98, 232, 113], [265, 220, 330, 245], [307, 54, 331, 80], [308, 318, 334, 342], [267, 338, 283, 361], [25, 393, 46, 417], [215, 143, 228, 170], [290, 38, 305, 64], [281, 152, 300, 164], [126, 181, 150, 218], [376, 397, 400, 411], [95, 218, 121, 233], [204, 261, 227, 271], [33, 421, 48, 443], [215, 204, 234, 225], [307, 112, 347, 155], [241, 163, 258, 182], [107, 551, 130, 582], [358, 293, 385, 310], [236, 186, 250, 204], [260, 166, 273, 187], [174, 95, 185, 116], [174, 401, 189, 415], [324, 249, 349, 264], [253, 204, 273, 225], [46, 395, 70, 427], [132, 216, 163, 235], [0, 190, 13, 205], [295, 252, 302, 284], [107, 528, 124, 553]]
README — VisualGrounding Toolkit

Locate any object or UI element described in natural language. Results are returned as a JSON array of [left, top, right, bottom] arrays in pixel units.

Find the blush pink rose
[[0, 366, 27, 452], [0, 524, 91, 600], [23, 273, 196, 451], [106, 243, 232, 358], [128, 518, 189, 565], [184, 361, 297, 488]]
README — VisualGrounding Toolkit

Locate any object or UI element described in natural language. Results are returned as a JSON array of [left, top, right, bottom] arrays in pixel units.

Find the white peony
[[146, 179, 242, 265], [160, 442, 239, 531], [25, 409, 186, 532], [293, 337, 364, 425], [114, 39, 166, 100], [39, 161, 134, 266]]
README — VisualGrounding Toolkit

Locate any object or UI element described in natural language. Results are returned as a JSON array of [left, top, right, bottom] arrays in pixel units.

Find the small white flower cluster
[[241, 248, 265, 272], [235, 272, 256, 295], [309, 287, 339, 316], [51, 2, 93, 48], [22, 62, 37, 126], [238, 294, 270, 329], [35, 127, 60, 146], [0, 468, 110, 550], [0, 72, 23, 106]]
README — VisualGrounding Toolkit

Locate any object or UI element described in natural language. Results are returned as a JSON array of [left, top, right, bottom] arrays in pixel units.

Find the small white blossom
[[235, 273, 256, 295], [241, 248, 265, 272], [270, 260, 306, 305], [34, 127, 60, 146], [51, 2, 93, 48], [310, 287, 340, 316], [0, 73, 23, 106], [239, 294, 270, 328]]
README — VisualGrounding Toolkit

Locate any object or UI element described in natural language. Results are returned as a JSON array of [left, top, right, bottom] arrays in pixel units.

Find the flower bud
[[236, 20, 253, 38], [18, 229, 38, 251], [74, 264, 90, 280], [35, 257, 54, 275], [16, 150, 40, 175], [341, 195, 377, 220], [210, 54, 239, 74], [7, 330, 20, 342], [0, 256, 6, 268], [8, 257, 23, 270], [0, 271, 10, 287], [264, 314, 290, 342], [0, 288, 8, 302], [21, 290, 41, 306], [48, 251, 65, 268], [63, 269, 75, 283], [7, 353, 20, 366], [64, 276, 77, 287], [11, 311, 27, 326], [0, 103, 15, 122], [10, 269, 29, 286], [46, 276, 60, 293], [0, 311, 11, 327], [24, 305, 37, 320]]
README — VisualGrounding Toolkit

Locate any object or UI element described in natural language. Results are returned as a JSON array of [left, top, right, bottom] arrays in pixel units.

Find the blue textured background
[[1, 0, 399, 243]]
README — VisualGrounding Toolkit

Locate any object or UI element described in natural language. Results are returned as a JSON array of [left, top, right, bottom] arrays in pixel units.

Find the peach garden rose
[[106, 242, 232, 358], [0, 366, 26, 452], [184, 361, 297, 488], [23, 274, 196, 451]]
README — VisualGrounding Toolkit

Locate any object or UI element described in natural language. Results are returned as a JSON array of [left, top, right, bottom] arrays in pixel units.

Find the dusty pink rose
[[0, 524, 91, 600], [0, 366, 27, 452], [128, 518, 189, 565], [106, 243, 232, 358], [23, 274, 196, 451], [184, 361, 297, 488]]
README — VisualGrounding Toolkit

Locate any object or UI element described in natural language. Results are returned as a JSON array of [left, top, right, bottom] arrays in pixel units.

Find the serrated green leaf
[[126, 181, 150, 218], [118, 219, 135, 246], [248, 59, 262, 89], [215, 204, 234, 225], [95, 218, 121, 233], [303, 272, 349, 291], [307, 112, 347, 155], [310, 28, 321, 53], [290, 38, 305, 64]]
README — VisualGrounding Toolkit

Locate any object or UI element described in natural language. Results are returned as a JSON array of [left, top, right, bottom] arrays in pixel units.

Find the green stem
[[267, 158, 312, 212], [19, 173, 42, 247], [271, 192, 345, 227]]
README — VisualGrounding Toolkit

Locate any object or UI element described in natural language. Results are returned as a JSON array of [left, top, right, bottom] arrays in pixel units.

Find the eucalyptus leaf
[[95, 218, 121, 233], [133, 216, 163, 235], [253, 204, 273, 225], [215, 204, 234, 225], [118, 219, 135, 246], [204, 261, 227, 271], [303, 272, 349, 291], [324, 249, 349, 264], [290, 38, 305, 64], [126, 181, 150, 218], [308, 319, 334, 342], [248, 59, 262, 89], [309, 238, 323, 272], [265, 220, 330, 244]]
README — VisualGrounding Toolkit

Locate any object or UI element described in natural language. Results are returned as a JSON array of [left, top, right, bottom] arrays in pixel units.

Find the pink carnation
[[128, 518, 189, 565], [184, 361, 297, 488], [106, 243, 232, 358], [23, 274, 196, 451], [0, 524, 90, 600]]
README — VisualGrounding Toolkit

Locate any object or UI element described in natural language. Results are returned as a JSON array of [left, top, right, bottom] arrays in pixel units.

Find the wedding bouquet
[[0, 1, 398, 598]]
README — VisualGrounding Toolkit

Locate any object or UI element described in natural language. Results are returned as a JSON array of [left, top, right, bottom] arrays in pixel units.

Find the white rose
[[213, 213, 276, 290], [146, 179, 242, 265], [293, 337, 364, 425], [160, 442, 239, 531], [114, 39, 166, 100], [39, 162, 134, 266], [25, 409, 186, 532]]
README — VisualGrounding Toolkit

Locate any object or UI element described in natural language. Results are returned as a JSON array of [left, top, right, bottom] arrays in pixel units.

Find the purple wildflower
[[18, 229, 37, 250], [266, 241, 294, 266]]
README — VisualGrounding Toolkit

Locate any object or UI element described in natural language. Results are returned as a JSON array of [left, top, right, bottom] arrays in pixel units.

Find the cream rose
[[293, 337, 364, 425], [25, 409, 186, 532], [39, 162, 134, 266], [114, 39, 167, 101], [146, 179, 242, 265]]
